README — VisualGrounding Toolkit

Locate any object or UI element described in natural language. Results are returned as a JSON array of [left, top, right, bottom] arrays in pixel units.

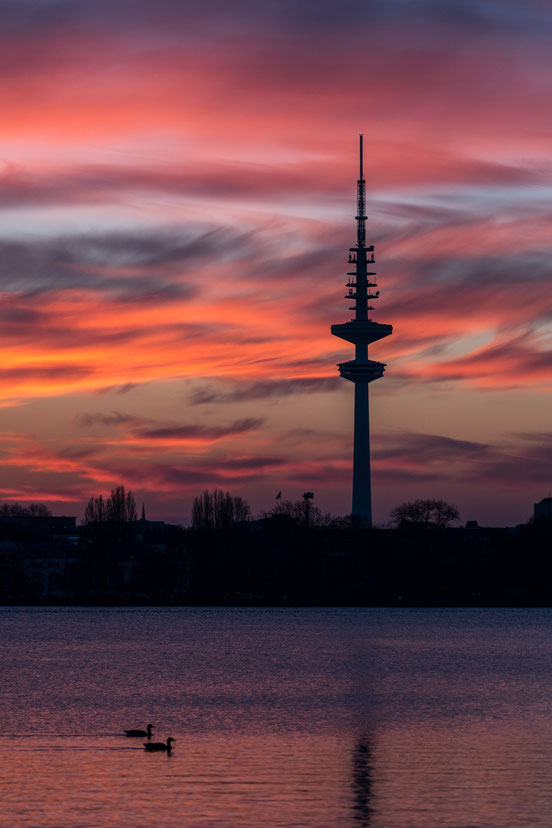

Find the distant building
[[534, 497, 552, 524], [23, 537, 82, 598], [135, 507, 166, 539]]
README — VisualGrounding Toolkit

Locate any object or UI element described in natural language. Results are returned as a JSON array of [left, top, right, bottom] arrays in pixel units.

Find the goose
[[144, 737, 175, 753], [124, 723, 154, 738]]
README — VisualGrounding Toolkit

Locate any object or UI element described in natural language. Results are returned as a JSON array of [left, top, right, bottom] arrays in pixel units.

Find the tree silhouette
[[106, 485, 137, 523], [391, 498, 459, 529], [0, 502, 52, 517], [28, 503, 53, 517], [264, 495, 331, 527], [191, 489, 250, 530], [83, 486, 137, 524], [83, 494, 107, 524]]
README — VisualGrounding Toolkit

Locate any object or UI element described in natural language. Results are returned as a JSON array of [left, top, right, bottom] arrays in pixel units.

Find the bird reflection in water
[[351, 737, 373, 826]]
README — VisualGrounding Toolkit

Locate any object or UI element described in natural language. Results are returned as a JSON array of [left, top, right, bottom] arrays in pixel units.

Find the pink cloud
[[0, 0, 550, 525]]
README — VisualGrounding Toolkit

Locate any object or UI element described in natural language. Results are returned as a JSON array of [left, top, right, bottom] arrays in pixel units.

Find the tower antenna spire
[[331, 137, 393, 527], [356, 135, 367, 249]]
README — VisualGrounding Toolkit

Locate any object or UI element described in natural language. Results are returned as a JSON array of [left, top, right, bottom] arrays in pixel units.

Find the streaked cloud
[[0, 0, 549, 524]]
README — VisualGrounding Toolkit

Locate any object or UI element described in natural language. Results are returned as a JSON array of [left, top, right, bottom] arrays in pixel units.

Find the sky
[[0, 0, 550, 526]]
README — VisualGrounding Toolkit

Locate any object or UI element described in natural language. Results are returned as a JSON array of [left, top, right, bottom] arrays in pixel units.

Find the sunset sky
[[0, 0, 550, 525]]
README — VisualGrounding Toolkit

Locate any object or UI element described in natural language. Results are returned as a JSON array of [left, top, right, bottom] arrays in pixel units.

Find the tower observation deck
[[331, 136, 392, 527]]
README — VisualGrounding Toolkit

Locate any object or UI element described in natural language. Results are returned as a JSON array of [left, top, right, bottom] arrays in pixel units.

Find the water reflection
[[351, 737, 373, 826], [2, 608, 552, 827]]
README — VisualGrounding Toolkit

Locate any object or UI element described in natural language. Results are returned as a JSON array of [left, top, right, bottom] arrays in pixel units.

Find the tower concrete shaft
[[330, 136, 392, 526]]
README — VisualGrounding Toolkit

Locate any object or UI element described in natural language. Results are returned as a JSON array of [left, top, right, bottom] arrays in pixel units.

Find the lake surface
[[1, 607, 552, 827]]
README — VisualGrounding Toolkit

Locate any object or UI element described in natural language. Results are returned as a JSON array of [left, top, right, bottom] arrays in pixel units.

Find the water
[[1, 607, 551, 827]]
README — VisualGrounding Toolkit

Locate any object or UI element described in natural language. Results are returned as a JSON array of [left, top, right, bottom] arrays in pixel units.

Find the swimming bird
[[144, 737, 175, 753], [124, 724, 154, 738]]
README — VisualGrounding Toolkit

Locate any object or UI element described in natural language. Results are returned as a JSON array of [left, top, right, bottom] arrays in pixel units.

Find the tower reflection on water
[[351, 737, 374, 826]]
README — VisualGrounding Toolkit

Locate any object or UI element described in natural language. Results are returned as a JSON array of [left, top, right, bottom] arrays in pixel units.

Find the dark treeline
[[0, 489, 550, 605]]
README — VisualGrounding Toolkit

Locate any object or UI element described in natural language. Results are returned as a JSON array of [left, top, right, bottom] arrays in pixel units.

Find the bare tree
[[0, 502, 52, 517], [391, 499, 459, 529], [28, 503, 53, 517], [83, 486, 137, 524], [191, 489, 251, 530], [212, 489, 235, 531], [233, 496, 251, 523], [192, 490, 214, 531], [264, 495, 331, 527], [0, 503, 30, 517], [106, 486, 137, 523], [431, 500, 461, 528], [83, 494, 106, 524]]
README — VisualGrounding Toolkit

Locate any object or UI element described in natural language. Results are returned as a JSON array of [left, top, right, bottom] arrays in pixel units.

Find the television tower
[[331, 136, 392, 527]]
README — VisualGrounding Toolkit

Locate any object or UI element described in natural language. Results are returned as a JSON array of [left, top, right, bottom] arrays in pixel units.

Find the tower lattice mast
[[331, 136, 392, 526]]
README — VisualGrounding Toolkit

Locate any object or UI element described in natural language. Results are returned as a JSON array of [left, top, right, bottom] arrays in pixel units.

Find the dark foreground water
[[1, 607, 552, 827]]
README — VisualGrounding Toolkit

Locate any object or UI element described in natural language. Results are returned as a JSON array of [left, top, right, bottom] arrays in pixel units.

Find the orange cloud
[[0, 1, 550, 524]]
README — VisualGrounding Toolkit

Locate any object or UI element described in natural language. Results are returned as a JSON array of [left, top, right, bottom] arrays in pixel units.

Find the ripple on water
[[0, 607, 551, 827]]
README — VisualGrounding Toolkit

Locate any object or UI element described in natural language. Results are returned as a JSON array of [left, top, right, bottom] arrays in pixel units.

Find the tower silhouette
[[331, 136, 392, 527]]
